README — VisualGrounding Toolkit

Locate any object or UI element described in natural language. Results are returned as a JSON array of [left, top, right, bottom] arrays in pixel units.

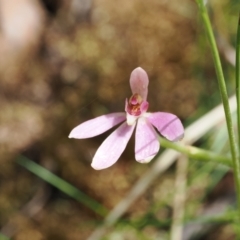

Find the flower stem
[[236, 12, 240, 144], [196, 0, 240, 219], [160, 138, 232, 167]]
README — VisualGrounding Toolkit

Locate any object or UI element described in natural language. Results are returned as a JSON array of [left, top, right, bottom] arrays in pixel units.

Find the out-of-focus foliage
[[0, 0, 238, 239]]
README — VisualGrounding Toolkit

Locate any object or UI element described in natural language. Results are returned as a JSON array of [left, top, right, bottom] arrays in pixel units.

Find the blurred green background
[[0, 0, 239, 239]]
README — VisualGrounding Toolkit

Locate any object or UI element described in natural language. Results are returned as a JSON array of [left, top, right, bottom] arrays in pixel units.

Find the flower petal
[[135, 117, 160, 163], [69, 113, 126, 139], [91, 122, 136, 170], [147, 112, 184, 141], [130, 67, 149, 100]]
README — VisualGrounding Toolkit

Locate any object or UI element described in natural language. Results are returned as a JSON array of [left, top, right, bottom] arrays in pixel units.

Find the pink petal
[[130, 67, 149, 100], [148, 112, 184, 141], [140, 100, 149, 113], [135, 118, 160, 163], [91, 122, 135, 170], [69, 113, 126, 139]]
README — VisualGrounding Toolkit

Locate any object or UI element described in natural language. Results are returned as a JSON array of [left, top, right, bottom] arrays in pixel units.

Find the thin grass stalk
[[196, 0, 240, 219], [236, 12, 240, 144]]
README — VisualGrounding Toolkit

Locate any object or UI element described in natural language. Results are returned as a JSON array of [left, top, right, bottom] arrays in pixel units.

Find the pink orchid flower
[[69, 67, 184, 170]]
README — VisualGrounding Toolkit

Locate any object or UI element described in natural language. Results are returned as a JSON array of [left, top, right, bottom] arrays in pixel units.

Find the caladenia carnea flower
[[69, 67, 184, 170]]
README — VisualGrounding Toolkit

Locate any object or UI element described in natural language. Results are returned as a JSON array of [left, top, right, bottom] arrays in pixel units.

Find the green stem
[[236, 12, 240, 144], [17, 156, 108, 217], [196, 0, 240, 219], [160, 138, 232, 167]]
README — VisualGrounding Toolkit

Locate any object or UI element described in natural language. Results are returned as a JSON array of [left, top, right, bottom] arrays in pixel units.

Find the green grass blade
[[0, 234, 10, 240], [16, 156, 108, 217]]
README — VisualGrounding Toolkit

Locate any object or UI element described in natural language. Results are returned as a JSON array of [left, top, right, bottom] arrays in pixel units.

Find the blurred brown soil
[[0, 0, 209, 239]]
